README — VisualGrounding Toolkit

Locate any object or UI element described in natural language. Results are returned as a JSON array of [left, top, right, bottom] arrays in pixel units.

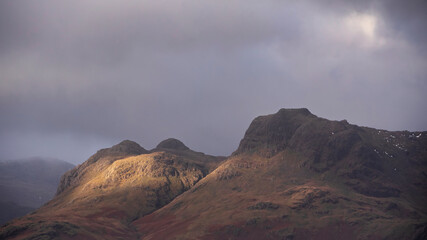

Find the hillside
[[134, 109, 427, 239], [1, 109, 426, 239], [0, 139, 224, 239], [0, 158, 74, 225], [0, 202, 34, 227]]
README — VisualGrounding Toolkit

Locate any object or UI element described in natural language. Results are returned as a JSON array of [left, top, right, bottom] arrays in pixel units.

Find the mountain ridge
[[1, 108, 426, 239], [56, 140, 148, 195], [156, 138, 190, 151], [134, 109, 426, 239]]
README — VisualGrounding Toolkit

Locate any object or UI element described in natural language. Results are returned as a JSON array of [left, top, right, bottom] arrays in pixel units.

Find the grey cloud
[[380, 0, 427, 53], [0, 0, 426, 164], [310, 0, 427, 54]]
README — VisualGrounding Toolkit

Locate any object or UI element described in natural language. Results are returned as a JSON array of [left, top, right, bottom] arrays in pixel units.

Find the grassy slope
[[134, 110, 427, 240], [135, 149, 426, 240], [0, 149, 224, 240], [1, 109, 426, 240]]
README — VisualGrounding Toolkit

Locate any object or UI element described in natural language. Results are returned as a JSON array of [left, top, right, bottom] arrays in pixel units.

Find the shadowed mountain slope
[[0, 202, 34, 226], [134, 108, 427, 239], [156, 138, 190, 151], [1, 109, 426, 240], [0, 158, 74, 225]]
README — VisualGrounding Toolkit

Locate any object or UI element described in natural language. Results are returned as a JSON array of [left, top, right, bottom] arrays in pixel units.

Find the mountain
[[0, 157, 74, 225], [0, 202, 34, 227], [132, 109, 427, 239], [156, 138, 190, 151], [0, 139, 224, 239], [1, 109, 426, 239]]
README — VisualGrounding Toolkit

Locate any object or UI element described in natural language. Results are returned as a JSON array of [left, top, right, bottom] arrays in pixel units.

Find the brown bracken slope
[[0, 139, 224, 239], [1, 108, 426, 239]]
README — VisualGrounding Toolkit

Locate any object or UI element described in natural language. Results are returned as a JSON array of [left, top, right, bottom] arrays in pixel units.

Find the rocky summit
[[156, 138, 190, 151], [1, 108, 426, 240]]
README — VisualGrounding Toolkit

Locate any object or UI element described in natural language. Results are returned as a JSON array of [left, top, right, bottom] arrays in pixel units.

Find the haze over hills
[[1, 109, 426, 239], [0, 139, 225, 239], [0, 158, 74, 225]]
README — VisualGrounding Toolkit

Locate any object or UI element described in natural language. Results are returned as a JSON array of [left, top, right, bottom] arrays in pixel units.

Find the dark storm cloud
[[380, 0, 427, 54], [1, 0, 426, 164]]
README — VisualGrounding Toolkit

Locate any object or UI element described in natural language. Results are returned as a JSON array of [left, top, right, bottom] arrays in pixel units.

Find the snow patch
[[384, 151, 394, 158]]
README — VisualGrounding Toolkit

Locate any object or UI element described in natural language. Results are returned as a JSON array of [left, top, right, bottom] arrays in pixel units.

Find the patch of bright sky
[[342, 12, 386, 49]]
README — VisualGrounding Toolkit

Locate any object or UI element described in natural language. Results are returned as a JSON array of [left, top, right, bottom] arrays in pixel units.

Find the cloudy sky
[[1, 0, 426, 164]]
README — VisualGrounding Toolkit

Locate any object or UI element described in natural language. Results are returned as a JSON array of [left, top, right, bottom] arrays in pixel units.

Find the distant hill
[[0, 202, 33, 226], [0, 157, 74, 225], [0, 140, 224, 239], [1, 109, 426, 239]]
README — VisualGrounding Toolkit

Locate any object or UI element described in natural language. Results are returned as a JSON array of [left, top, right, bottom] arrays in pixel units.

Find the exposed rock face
[[232, 108, 427, 199], [87, 140, 149, 164], [248, 202, 279, 210], [156, 138, 190, 151], [107, 140, 148, 156], [133, 109, 427, 240], [234, 108, 315, 156], [0, 139, 224, 240], [56, 140, 148, 195], [234, 108, 362, 162], [2, 109, 427, 240]]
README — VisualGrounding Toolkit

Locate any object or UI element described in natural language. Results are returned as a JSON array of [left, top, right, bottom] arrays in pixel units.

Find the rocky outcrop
[[248, 202, 279, 210], [233, 108, 362, 163], [0, 139, 225, 239], [87, 140, 148, 165], [134, 108, 427, 240], [56, 140, 148, 195], [156, 138, 190, 151], [234, 108, 316, 156], [3, 108, 427, 240]]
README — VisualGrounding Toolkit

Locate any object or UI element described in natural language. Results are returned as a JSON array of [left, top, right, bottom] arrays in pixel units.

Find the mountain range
[[1, 108, 426, 239]]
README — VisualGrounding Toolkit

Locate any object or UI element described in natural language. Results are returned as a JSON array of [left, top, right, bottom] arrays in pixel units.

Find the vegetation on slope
[[0, 139, 224, 239], [135, 108, 427, 239], [1, 109, 426, 239]]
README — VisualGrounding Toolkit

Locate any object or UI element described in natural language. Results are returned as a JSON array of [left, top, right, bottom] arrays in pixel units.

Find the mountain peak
[[2, 109, 427, 240], [156, 138, 190, 151], [110, 140, 147, 154], [277, 107, 312, 116], [85, 140, 148, 165], [56, 140, 147, 195], [234, 108, 317, 156]]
